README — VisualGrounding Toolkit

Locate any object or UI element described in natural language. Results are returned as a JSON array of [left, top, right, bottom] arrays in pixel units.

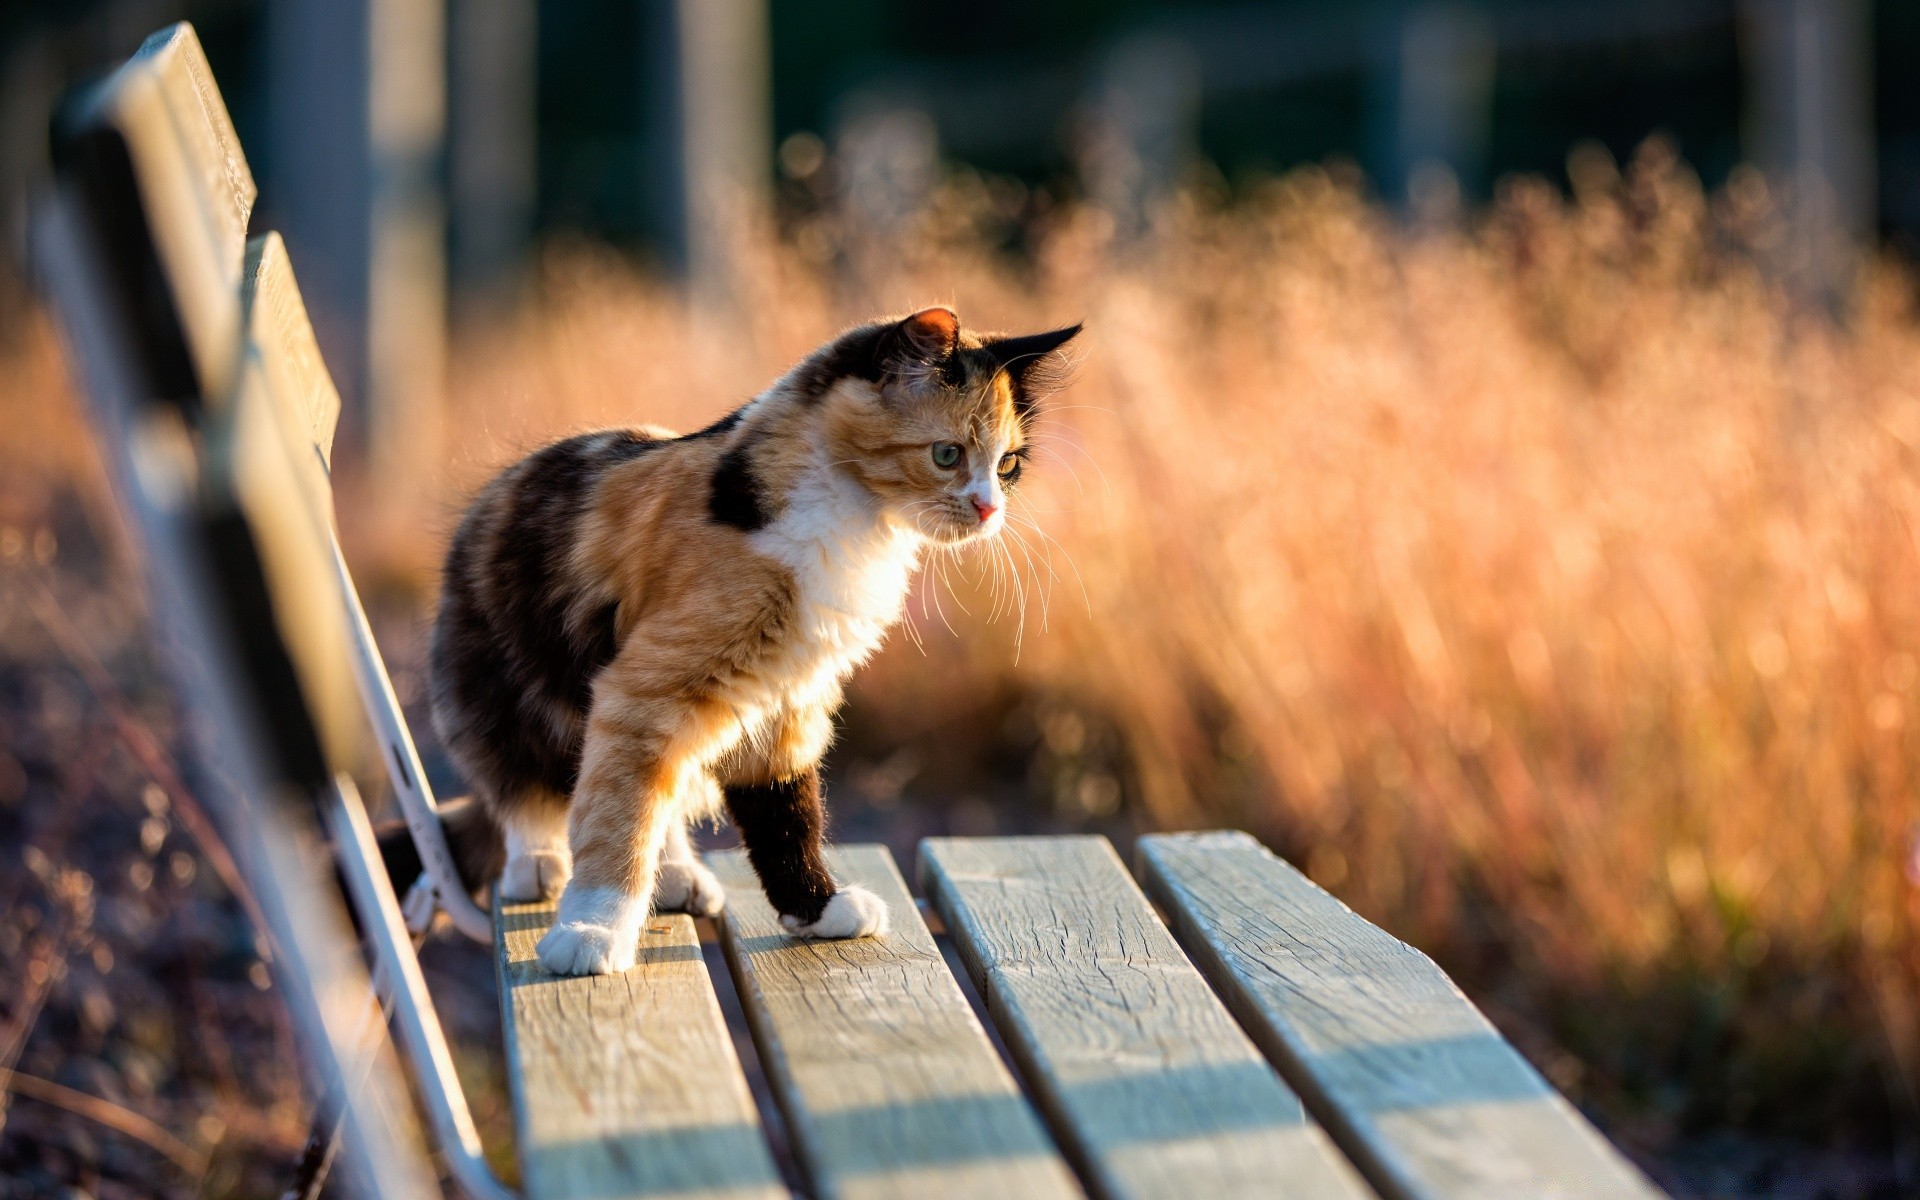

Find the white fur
[[537, 885, 647, 975], [499, 808, 571, 901], [781, 885, 890, 939], [655, 821, 725, 917], [963, 432, 1010, 537], [744, 446, 923, 704], [680, 772, 727, 822], [654, 861, 726, 917]]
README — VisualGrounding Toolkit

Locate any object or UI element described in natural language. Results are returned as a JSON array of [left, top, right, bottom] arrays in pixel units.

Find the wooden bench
[[38, 23, 1665, 1200]]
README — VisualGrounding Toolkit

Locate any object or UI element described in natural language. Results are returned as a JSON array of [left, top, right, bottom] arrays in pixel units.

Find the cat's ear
[[894, 307, 960, 361], [865, 307, 961, 392], [982, 323, 1083, 414], [797, 308, 960, 398]]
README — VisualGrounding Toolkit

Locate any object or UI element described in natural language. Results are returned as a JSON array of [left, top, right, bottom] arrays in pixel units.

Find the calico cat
[[425, 307, 1080, 975]]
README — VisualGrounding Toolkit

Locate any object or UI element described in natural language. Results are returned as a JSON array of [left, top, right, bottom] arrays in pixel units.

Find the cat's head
[[802, 307, 1081, 544]]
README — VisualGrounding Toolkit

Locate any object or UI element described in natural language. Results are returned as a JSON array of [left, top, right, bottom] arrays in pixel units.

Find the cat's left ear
[[982, 323, 1083, 415]]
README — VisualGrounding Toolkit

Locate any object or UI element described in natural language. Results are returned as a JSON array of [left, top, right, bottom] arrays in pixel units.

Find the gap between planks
[[495, 899, 787, 1200], [918, 835, 1372, 1200], [707, 844, 1082, 1200], [1135, 832, 1664, 1200]]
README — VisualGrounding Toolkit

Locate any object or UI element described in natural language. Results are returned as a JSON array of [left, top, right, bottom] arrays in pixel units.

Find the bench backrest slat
[[214, 233, 366, 771], [919, 836, 1372, 1200], [708, 844, 1083, 1200], [1135, 833, 1661, 1200], [39, 22, 435, 1197], [56, 22, 255, 406], [240, 232, 342, 472], [232, 227, 495, 942]]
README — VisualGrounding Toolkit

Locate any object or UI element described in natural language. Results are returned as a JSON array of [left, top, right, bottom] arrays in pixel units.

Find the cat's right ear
[[863, 307, 961, 374], [799, 308, 962, 400], [862, 308, 961, 387], [890, 307, 960, 362]]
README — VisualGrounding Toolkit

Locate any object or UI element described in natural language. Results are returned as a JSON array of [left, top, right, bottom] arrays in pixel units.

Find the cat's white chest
[[749, 483, 920, 686]]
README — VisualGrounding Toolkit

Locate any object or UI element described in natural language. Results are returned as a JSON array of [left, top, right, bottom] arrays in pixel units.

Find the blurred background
[[3, 1, 1920, 1196]]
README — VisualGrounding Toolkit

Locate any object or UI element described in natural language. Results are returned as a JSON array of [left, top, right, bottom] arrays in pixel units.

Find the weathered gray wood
[[218, 233, 365, 777], [917, 836, 1369, 1200], [241, 232, 342, 471], [495, 900, 786, 1200], [81, 22, 257, 402], [1135, 832, 1662, 1200], [708, 844, 1083, 1200]]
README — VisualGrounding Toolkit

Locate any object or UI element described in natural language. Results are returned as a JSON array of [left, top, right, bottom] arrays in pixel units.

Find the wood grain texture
[[240, 232, 342, 472], [495, 899, 786, 1200], [917, 836, 1370, 1200], [708, 844, 1082, 1200], [128, 22, 256, 270], [222, 233, 365, 775], [1135, 832, 1663, 1200], [89, 22, 257, 401]]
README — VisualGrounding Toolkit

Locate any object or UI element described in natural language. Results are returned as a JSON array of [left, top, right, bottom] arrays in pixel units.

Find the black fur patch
[[787, 321, 893, 401], [686, 408, 744, 439], [723, 769, 835, 923], [429, 430, 661, 801], [708, 445, 766, 531], [982, 324, 1083, 417]]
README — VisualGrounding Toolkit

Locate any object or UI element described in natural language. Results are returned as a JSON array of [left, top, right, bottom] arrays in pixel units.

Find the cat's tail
[[372, 796, 505, 900]]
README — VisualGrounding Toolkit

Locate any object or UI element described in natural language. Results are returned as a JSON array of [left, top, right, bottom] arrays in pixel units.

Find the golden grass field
[[403, 144, 1920, 1150], [3, 141, 1917, 1189]]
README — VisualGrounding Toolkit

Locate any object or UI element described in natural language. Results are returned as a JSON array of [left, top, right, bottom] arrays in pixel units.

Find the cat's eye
[[997, 454, 1022, 480], [931, 442, 963, 469]]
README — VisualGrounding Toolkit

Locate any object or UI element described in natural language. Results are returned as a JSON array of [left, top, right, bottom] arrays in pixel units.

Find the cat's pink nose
[[972, 497, 998, 523]]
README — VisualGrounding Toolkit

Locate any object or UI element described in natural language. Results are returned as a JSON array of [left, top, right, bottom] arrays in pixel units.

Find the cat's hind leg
[[652, 788, 726, 918], [497, 796, 571, 902]]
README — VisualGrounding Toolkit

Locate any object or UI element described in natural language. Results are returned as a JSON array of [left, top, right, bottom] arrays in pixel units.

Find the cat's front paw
[[654, 861, 726, 918], [536, 920, 637, 975], [499, 848, 572, 902], [780, 885, 889, 940]]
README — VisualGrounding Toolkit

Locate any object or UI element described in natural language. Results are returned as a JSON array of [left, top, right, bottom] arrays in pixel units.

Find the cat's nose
[[972, 497, 999, 523]]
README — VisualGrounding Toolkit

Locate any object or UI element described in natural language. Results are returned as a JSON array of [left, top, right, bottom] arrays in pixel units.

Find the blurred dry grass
[[5, 138, 1919, 1192], [400, 142, 1920, 1159]]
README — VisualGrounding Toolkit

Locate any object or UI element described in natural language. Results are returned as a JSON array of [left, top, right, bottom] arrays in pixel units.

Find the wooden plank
[[71, 22, 257, 402], [241, 232, 342, 473], [917, 836, 1370, 1200], [128, 22, 256, 274], [216, 353, 366, 775], [210, 231, 365, 778], [495, 900, 786, 1200], [708, 845, 1083, 1200], [1135, 832, 1663, 1200]]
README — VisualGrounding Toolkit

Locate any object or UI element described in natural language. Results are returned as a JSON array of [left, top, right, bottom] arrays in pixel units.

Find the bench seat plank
[[1134, 832, 1661, 1200], [918, 836, 1370, 1200], [708, 844, 1082, 1200], [495, 901, 786, 1200]]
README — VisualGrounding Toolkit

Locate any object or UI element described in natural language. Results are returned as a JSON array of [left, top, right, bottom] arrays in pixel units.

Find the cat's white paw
[[780, 885, 889, 940], [499, 848, 572, 902], [537, 885, 644, 975], [536, 921, 637, 975], [654, 861, 726, 917]]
